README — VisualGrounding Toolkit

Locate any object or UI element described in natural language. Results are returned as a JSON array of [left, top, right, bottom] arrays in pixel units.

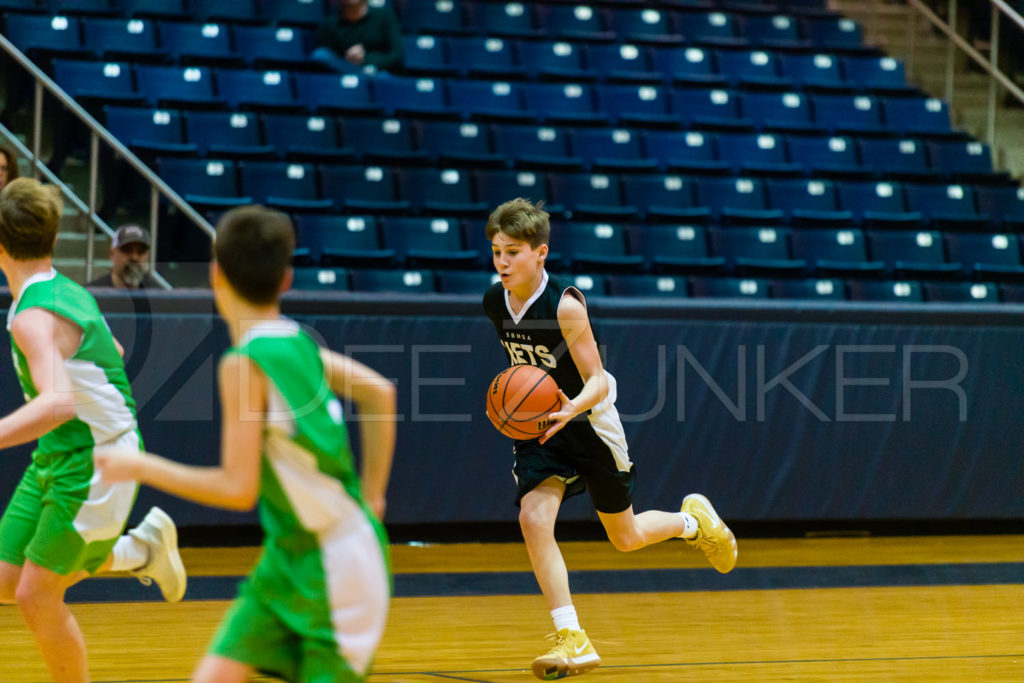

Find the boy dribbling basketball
[[482, 198, 738, 680]]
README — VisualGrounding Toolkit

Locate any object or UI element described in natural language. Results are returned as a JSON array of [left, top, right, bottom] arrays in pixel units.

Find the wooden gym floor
[[1, 535, 1022, 681]]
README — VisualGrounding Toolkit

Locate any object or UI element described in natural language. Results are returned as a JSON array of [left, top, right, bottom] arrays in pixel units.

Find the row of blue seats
[[105, 106, 989, 182], [285, 214, 1024, 282], [59, 61, 953, 135], [289, 267, 1015, 304], [155, 158, 1024, 227], [0, 0, 330, 25]]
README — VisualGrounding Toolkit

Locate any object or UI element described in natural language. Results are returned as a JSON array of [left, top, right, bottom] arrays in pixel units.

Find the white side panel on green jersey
[[66, 358, 136, 446], [73, 429, 139, 543]]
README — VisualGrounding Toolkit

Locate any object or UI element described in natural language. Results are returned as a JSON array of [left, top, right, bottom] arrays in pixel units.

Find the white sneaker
[[129, 507, 187, 602]]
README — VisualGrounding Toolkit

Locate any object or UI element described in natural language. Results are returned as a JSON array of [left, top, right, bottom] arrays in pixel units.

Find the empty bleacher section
[[4, 0, 1024, 301]]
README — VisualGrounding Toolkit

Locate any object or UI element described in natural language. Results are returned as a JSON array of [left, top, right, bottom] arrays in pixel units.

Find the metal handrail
[[0, 32, 216, 287]]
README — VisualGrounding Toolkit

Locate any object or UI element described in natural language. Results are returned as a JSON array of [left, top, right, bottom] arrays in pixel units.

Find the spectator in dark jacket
[[312, 0, 403, 74]]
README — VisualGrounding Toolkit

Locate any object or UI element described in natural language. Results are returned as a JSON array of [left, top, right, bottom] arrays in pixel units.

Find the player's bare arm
[[0, 309, 78, 449], [96, 353, 263, 511], [539, 293, 609, 444], [320, 348, 396, 518]]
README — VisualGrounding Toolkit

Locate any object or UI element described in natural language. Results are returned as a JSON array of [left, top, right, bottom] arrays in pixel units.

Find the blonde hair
[[0, 177, 62, 260], [484, 198, 550, 248]]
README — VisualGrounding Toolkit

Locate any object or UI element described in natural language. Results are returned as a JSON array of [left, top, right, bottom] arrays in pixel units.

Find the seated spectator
[[88, 224, 159, 289], [0, 145, 19, 191], [312, 0, 403, 74]]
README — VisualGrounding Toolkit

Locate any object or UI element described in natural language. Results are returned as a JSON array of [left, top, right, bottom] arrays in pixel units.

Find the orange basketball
[[486, 365, 562, 440]]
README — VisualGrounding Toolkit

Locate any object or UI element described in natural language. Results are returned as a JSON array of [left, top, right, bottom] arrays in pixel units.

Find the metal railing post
[[32, 80, 43, 178], [987, 4, 1000, 147], [945, 0, 959, 104], [87, 131, 99, 283]]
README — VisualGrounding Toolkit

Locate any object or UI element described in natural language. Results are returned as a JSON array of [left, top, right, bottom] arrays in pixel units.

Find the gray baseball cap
[[112, 224, 151, 249]]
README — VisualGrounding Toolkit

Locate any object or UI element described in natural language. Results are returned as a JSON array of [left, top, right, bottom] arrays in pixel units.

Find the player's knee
[[14, 580, 49, 620], [607, 530, 644, 553], [518, 507, 555, 538]]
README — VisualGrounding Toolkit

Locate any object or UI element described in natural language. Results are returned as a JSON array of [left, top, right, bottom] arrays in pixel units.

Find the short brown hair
[[0, 146, 20, 185], [213, 205, 295, 305], [0, 177, 62, 260], [484, 198, 549, 248]]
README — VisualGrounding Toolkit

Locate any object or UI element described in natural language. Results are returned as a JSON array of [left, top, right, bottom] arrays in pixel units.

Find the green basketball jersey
[[231, 319, 386, 550], [7, 269, 139, 457]]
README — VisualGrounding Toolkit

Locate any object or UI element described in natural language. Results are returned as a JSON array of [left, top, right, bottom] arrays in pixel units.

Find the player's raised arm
[[96, 353, 264, 511], [320, 347, 396, 518], [0, 309, 77, 449]]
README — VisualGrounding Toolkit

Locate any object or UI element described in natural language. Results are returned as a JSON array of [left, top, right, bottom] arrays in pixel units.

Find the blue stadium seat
[[82, 17, 164, 61], [689, 276, 771, 299], [944, 232, 1024, 281], [233, 25, 311, 70], [606, 274, 688, 298], [802, 15, 863, 49], [903, 183, 984, 229], [868, 229, 961, 279], [157, 21, 239, 65], [184, 110, 274, 158], [157, 157, 245, 206], [881, 96, 952, 136], [626, 224, 725, 274], [716, 48, 788, 89], [372, 75, 452, 116], [396, 0, 466, 34], [45, 0, 114, 15], [53, 59, 140, 104], [812, 94, 883, 134], [923, 281, 999, 303], [535, 4, 612, 41], [772, 278, 847, 300], [447, 36, 522, 78], [548, 172, 638, 220], [413, 120, 504, 167], [709, 226, 805, 276], [395, 167, 488, 215], [679, 10, 743, 46], [516, 39, 591, 81], [607, 7, 681, 44], [339, 117, 427, 164], [570, 128, 657, 172], [642, 130, 730, 175], [695, 176, 775, 223], [742, 91, 818, 133], [585, 43, 659, 82], [857, 137, 935, 181], [786, 134, 867, 178], [974, 184, 1024, 227], [3, 14, 87, 58], [559, 222, 645, 273], [621, 174, 709, 222], [319, 164, 409, 213], [650, 46, 726, 87], [594, 83, 675, 127], [562, 274, 608, 297], [847, 280, 924, 302], [464, 1, 538, 37], [842, 55, 913, 93], [670, 88, 749, 129], [117, 0, 187, 19], [789, 228, 884, 277], [261, 113, 350, 162], [491, 123, 582, 170], [742, 13, 807, 49], [835, 180, 909, 223], [290, 267, 350, 291], [135, 64, 222, 107], [215, 68, 299, 110], [260, 0, 326, 27], [473, 169, 552, 213], [767, 178, 851, 226], [349, 268, 437, 294], [294, 214, 396, 269], [402, 34, 452, 75], [521, 82, 607, 125], [926, 140, 1006, 183], [778, 52, 846, 91], [189, 0, 258, 23], [447, 79, 531, 122], [715, 131, 802, 177], [239, 161, 332, 212], [379, 216, 478, 269], [104, 105, 195, 156], [436, 269, 499, 294], [293, 72, 379, 114]]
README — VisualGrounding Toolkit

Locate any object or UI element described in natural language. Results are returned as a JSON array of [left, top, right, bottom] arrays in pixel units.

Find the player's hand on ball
[[539, 390, 575, 444], [94, 447, 142, 483]]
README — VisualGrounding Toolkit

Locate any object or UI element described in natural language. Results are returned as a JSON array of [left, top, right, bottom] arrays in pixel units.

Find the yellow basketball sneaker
[[531, 628, 600, 680], [681, 493, 738, 573]]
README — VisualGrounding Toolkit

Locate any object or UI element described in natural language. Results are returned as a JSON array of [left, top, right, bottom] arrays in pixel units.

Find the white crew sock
[[551, 605, 581, 633], [679, 511, 699, 540], [109, 534, 148, 571]]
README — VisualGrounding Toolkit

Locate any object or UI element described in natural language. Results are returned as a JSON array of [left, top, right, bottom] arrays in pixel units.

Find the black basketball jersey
[[482, 272, 598, 398]]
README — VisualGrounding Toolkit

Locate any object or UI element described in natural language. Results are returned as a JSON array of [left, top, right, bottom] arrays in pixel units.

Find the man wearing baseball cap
[[88, 224, 159, 289]]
